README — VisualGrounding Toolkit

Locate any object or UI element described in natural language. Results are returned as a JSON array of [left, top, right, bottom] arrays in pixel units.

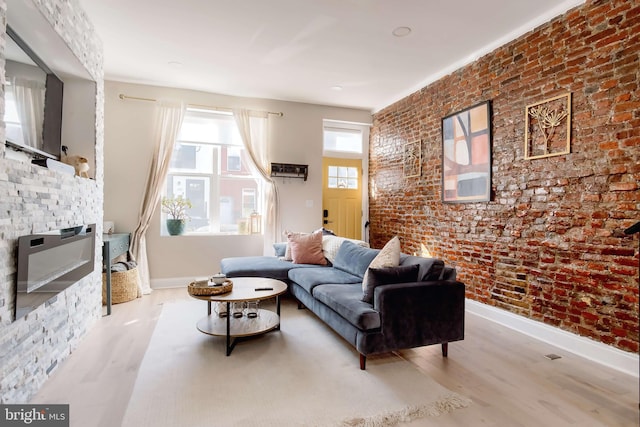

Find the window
[[241, 188, 257, 218], [163, 109, 262, 235], [327, 165, 358, 189], [227, 146, 241, 172], [323, 127, 362, 154]]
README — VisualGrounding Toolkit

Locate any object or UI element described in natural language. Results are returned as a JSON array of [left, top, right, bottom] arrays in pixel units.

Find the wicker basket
[[102, 267, 139, 305], [188, 279, 233, 297]]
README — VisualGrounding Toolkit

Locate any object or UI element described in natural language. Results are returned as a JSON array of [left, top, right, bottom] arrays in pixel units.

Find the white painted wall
[[103, 81, 371, 284]]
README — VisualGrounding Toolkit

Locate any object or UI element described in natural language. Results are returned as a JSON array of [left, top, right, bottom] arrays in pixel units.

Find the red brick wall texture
[[369, 0, 639, 353]]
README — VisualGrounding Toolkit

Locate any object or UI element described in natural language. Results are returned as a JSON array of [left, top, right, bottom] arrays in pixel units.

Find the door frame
[[322, 120, 370, 243]]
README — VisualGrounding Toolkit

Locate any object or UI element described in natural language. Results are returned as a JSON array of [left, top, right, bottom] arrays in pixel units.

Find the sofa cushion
[[398, 255, 445, 281], [322, 235, 369, 264], [282, 231, 306, 260], [332, 241, 380, 279], [441, 266, 457, 280], [282, 228, 336, 260], [220, 256, 318, 281], [288, 267, 361, 295], [361, 236, 401, 291], [313, 284, 381, 331], [288, 230, 327, 265], [362, 264, 420, 303], [273, 242, 287, 257]]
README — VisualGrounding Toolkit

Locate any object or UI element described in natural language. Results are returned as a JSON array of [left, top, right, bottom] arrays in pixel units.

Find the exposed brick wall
[[370, 0, 639, 353], [0, 0, 103, 402]]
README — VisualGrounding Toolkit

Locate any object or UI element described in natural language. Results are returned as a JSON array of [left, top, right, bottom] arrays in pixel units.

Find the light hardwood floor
[[32, 288, 639, 427]]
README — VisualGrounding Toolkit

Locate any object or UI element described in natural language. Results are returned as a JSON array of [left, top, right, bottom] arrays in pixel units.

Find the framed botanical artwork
[[441, 101, 492, 203], [403, 140, 421, 178], [525, 93, 571, 160]]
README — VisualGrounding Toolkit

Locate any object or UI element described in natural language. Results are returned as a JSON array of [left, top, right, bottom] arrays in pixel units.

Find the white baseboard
[[466, 299, 639, 378], [151, 277, 198, 289]]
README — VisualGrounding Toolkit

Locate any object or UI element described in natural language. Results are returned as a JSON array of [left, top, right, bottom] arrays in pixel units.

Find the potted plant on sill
[[161, 195, 192, 236]]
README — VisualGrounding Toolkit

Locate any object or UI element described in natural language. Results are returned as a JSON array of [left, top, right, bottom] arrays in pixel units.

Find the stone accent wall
[[370, 0, 639, 353], [0, 0, 103, 402]]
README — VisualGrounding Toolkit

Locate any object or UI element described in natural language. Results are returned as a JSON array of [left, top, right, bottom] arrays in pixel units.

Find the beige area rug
[[122, 298, 471, 427]]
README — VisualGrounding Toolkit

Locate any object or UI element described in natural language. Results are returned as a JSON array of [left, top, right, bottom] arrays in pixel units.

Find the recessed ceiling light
[[331, 85, 343, 91], [168, 61, 183, 68], [392, 26, 412, 37]]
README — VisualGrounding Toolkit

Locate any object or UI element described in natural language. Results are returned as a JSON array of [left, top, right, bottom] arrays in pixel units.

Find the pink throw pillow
[[288, 230, 327, 265]]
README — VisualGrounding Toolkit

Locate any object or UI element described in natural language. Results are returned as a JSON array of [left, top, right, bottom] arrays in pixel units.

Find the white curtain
[[233, 108, 280, 253], [131, 100, 185, 295], [12, 77, 45, 149]]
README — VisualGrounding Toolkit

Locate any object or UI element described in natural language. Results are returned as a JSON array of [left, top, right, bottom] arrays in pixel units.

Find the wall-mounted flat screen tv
[[4, 25, 63, 160]]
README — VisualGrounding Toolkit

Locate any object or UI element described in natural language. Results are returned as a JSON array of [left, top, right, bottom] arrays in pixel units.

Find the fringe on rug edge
[[340, 393, 472, 427]]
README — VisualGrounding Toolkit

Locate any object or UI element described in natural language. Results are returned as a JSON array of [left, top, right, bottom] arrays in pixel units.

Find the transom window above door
[[323, 127, 362, 154]]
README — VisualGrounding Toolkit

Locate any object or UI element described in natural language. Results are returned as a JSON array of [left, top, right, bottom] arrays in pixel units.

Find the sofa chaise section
[[220, 256, 318, 282]]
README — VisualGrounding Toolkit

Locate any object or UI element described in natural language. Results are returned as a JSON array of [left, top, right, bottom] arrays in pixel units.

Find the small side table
[[102, 233, 130, 315]]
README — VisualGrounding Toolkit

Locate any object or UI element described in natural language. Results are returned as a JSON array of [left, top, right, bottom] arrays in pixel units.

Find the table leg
[[226, 301, 230, 355], [275, 295, 281, 330], [226, 301, 239, 356], [104, 242, 112, 316], [207, 301, 212, 316]]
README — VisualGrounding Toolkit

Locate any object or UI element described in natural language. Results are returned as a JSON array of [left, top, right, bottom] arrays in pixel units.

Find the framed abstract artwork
[[441, 101, 492, 203], [524, 93, 571, 160], [403, 140, 421, 178]]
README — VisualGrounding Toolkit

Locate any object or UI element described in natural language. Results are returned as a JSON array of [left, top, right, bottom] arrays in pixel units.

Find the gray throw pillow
[[333, 241, 379, 278], [362, 264, 420, 304], [273, 242, 287, 257]]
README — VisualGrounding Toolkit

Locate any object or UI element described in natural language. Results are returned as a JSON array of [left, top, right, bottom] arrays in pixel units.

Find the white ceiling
[[78, 0, 584, 112]]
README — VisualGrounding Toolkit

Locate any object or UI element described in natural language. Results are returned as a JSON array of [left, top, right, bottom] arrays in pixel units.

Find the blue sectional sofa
[[221, 240, 465, 369]]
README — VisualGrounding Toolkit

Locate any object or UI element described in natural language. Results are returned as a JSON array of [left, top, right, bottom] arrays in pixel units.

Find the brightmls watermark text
[[0, 405, 69, 426]]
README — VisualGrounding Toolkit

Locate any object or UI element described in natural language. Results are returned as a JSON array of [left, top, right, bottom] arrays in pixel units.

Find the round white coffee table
[[188, 277, 287, 355]]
